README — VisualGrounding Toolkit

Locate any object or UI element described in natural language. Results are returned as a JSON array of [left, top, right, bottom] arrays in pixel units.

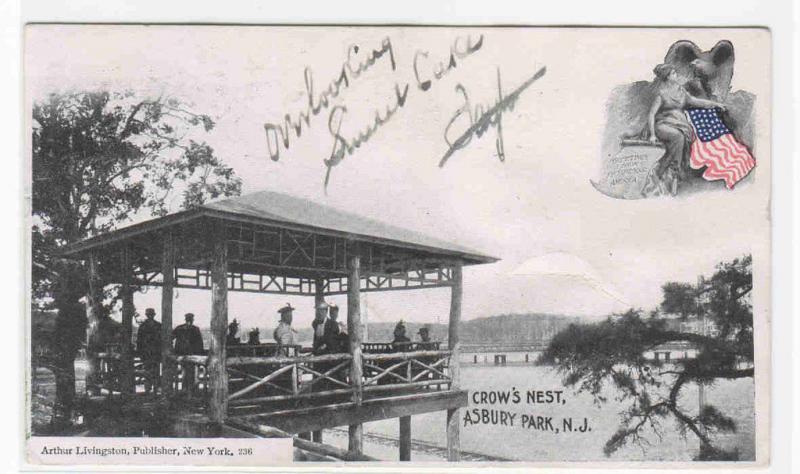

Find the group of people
[[311, 301, 348, 354], [390, 320, 431, 351], [225, 319, 261, 346], [135, 309, 204, 393], [132, 302, 436, 393]]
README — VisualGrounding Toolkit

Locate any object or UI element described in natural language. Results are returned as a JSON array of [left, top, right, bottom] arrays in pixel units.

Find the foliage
[[660, 282, 699, 319], [31, 90, 242, 424], [539, 255, 753, 460]]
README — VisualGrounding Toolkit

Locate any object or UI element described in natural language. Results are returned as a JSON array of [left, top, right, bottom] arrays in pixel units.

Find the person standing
[[136, 308, 162, 393], [226, 319, 241, 346], [311, 301, 328, 354], [273, 304, 297, 352], [417, 326, 431, 343], [172, 313, 204, 394], [324, 303, 342, 353], [391, 320, 411, 351]]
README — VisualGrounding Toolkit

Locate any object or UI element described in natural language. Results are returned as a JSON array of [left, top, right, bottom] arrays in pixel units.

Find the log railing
[[227, 343, 302, 358], [90, 348, 453, 410], [362, 350, 452, 392], [227, 353, 353, 407], [226, 349, 452, 408], [362, 342, 442, 353], [173, 355, 209, 398]]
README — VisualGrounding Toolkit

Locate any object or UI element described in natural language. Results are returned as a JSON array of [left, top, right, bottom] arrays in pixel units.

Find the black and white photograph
[[23, 25, 772, 467]]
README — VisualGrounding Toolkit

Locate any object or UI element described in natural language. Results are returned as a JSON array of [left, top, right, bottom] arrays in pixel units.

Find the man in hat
[[311, 300, 329, 354], [273, 304, 297, 347], [417, 325, 431, 343], [324, 303, 341, 353], [227, 319, 241, 346], [391, 320, 411, 351], [173, 313, 204, 355], [136, 308, 162, 393], [172, 313, 204, 394], [414, 325, 437, 380]]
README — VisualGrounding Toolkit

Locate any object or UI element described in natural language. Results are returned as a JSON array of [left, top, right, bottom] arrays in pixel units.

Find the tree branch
[[119, 100, 148, 140]]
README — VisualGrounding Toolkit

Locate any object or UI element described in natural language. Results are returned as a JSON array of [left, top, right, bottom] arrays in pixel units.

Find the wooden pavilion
[[60, 190, 498, 461]]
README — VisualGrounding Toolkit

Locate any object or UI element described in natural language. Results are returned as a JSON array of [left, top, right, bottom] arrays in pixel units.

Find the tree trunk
[[51, 349, 77, 427], [50, 292, 86, 427]]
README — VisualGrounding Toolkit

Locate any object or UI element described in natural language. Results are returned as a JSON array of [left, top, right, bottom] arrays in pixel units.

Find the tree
[[32, 90, 242, 426], [539, 255, 753, 460]]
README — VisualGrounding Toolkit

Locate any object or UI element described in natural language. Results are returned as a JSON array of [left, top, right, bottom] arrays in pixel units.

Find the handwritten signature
[[440, 66, 547, 167]]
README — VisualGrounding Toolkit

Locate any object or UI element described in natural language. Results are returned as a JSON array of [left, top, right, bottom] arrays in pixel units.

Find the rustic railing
[[226, 352, 353, 407], [362, 341, 441, 353], [226, 348, 452, 409], [362, 349, 452, 392], [173, 355, 209, 398], [227, 343, 301, 358], [88, 345, 454, 411]]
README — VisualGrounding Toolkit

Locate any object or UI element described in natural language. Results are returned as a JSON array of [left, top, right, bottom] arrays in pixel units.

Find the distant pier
[[460, 343, 548, 366]]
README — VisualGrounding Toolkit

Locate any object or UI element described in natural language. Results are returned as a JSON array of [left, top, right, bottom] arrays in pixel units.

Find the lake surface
[[328, 364, 755, 462]]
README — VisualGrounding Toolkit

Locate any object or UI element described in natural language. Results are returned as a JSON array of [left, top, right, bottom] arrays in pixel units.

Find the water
[[55, 358, 754, 461], [337, 364, 755, 462]]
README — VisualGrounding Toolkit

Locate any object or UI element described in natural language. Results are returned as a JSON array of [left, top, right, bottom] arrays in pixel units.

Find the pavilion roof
[[61, 190, 498, 266]]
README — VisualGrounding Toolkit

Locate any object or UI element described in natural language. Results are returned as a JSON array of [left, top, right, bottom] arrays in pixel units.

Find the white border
[[2, 1, 796, 473]]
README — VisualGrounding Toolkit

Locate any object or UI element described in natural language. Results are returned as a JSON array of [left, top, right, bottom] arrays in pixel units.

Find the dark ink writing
[[413, 35, 484, 91], [441, 66, 547, 167], [324, 83, 410, 187], [264, 37, 396, 161]]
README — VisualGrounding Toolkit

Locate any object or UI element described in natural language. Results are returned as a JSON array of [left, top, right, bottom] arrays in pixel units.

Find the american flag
[[686, 108, 755, 189]]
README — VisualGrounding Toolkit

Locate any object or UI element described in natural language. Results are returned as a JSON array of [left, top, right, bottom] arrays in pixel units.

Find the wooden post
[[160, 232, 175, 396], [348, 425, 363, 455], [399, 415, 411, 461], [446, 263, 463, 462], [84, 251, 101, 395], [347, 254, 363, 454], [314, 277, 325, 308], [120, 246, 135, 395], [208, 224, 229, 423], [314, 277, 325, 353]]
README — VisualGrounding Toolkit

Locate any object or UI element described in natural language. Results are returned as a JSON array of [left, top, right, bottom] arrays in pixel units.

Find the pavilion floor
[[76, 386, 467, 438]]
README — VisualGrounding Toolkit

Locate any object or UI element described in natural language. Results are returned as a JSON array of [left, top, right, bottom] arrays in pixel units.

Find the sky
[[25, 26, 770, 333]]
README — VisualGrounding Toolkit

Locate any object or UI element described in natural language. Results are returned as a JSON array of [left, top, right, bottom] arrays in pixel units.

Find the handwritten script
[[441, 66, 547, 167], [261, 34, 546, 190]]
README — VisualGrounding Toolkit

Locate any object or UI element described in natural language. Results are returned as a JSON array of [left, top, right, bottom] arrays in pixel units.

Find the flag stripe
[[685, 108, 755, 189]]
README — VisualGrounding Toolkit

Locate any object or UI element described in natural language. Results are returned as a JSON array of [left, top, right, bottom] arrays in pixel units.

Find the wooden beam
[[447, 263, 463, 462], [120, 246, 135, 395], [347, 254, 363, 455], [85, 251, 101, 396], [399, 415, 411, 461], [208, 223, 229, 423], [161, 232, 175, 396], [225, 419, 377, 461], [238, 390, 468, 434]]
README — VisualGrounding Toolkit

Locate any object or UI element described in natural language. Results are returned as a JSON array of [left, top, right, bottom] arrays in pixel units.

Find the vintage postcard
[[24, 25, 771, 467]]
